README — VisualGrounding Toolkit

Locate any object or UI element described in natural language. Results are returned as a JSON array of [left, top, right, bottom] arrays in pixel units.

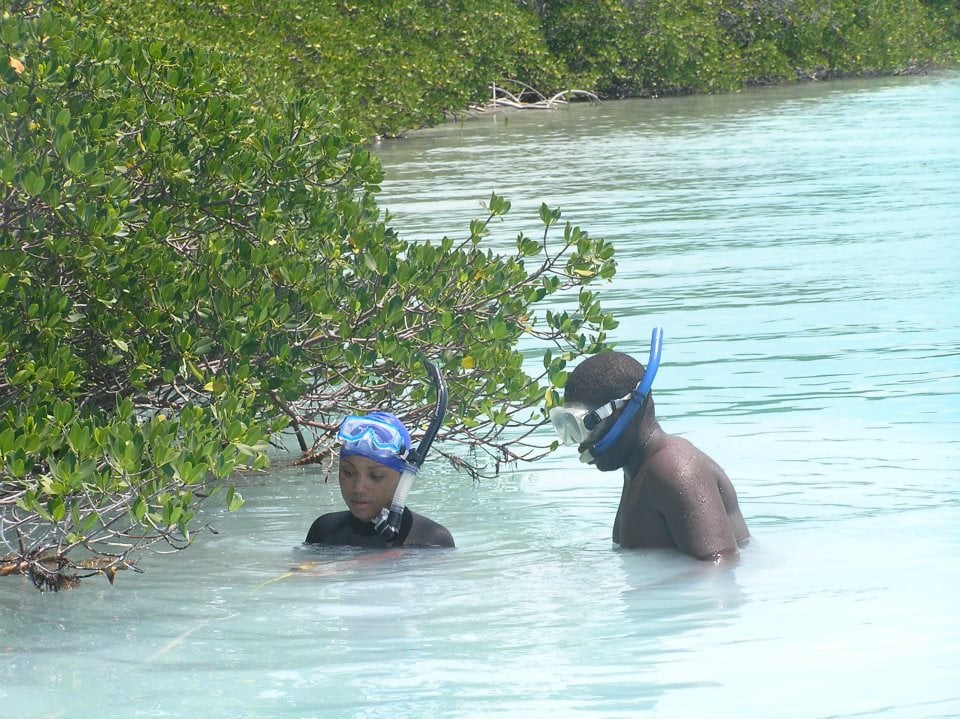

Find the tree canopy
[[1, 2, 615, 589], [91, 0, 960, 137]]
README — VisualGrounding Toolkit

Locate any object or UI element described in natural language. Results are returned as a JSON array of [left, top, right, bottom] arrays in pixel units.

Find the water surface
[[2, 71, 959, 719]]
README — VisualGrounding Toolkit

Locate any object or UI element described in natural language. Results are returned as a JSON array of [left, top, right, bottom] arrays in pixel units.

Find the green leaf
[[68, 151, 85, 175], [22, 171, 45, 196], [2, 22, 19, 44], [68, 423, 90, 454], [79, 512, 99, 534], [0, 158, 15, 184], [0, 427, 15, 455], [539, 203, 561, 227], [50, 498, 66, 522], [226, 486, 244, 511], [487, 193, 511, 216]]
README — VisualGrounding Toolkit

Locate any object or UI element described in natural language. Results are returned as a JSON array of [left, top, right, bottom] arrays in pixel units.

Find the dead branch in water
[[469, 79, 601, 113]]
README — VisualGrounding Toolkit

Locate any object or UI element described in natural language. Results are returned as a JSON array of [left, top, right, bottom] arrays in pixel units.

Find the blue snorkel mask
[[551, 327, 663, 465], [338, 412, 412, 473]]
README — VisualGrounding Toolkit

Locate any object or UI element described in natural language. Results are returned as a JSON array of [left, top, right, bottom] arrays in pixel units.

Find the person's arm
[[652, 453, 740, 561], [717, 471, 750, 544], [664, 484, 739, 560]]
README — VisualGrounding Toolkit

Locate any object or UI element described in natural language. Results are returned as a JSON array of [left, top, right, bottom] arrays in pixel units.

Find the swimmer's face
[[578, 410, 632, 472], [338, 455, 402, 522]]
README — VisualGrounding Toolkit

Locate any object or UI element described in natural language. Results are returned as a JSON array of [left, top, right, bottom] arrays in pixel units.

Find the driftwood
[[469, 79, 601, 113]]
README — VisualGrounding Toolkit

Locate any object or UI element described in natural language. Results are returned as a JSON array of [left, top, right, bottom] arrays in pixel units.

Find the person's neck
[[623, 421, 661, 483]]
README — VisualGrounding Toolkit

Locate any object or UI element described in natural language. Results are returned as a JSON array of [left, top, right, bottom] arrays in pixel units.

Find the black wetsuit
[[305, 508, 414, 548]]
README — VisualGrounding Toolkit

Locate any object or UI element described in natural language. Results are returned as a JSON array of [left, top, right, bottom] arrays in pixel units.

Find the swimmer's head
[[564, 351, 649, 413], [561, 349, 657, 467], [337, 412, 411, 473]]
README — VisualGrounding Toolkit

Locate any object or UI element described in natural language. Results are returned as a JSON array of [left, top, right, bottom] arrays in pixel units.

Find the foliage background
[[1, 0, 615, 589], [94, 0, 960, 137]]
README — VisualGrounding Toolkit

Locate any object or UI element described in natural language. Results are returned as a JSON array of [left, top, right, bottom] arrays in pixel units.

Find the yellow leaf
[[460, 356, 475, 369], [8, 56, 24, 75], [203, 378, 226, 393]]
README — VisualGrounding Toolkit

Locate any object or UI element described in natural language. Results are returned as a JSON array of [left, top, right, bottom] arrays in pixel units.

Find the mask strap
[[584, 396, 630, 431], [586, 327, 663, 460]]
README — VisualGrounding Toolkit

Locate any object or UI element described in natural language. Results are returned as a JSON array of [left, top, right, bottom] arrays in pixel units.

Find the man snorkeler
[[550, 328, 749, 561], [305, 411, 455, 549]]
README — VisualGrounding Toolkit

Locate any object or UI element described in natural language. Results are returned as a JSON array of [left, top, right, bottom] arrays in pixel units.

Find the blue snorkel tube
[[585, 327, 664, 462], [374, 360, 448, 541]]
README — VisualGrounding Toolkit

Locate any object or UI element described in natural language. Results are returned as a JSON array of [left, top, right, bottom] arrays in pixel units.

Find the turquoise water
[[2, 71, 959, 718]]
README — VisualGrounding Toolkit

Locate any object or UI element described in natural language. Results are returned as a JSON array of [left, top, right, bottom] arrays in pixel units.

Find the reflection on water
[[2, 72, 960, 718]]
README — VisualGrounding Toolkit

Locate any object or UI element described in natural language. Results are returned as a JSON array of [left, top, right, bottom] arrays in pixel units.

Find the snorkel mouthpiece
[[582, 327, 663, 464], [373, 461, 417, 540], [373, 360, 448, 542]]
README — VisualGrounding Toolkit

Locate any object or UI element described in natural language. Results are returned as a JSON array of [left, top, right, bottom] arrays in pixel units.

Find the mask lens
[[338, 415, 406, 455], [549, 406, 592, 446]]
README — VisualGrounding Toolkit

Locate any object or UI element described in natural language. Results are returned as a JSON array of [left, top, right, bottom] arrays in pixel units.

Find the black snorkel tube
[[584, 327, 664, 463], [374, 360, 448, 541]]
